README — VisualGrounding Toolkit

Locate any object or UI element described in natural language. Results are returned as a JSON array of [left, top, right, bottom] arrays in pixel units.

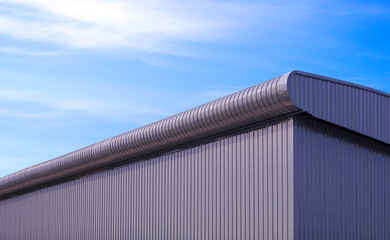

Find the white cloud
[[0, 155, 36, 177], [0, 0, 258, 55], [0, 156, 25, 170], [0, 47, 65, 56], [0, 79, 244, 125], [0, 0, 388, 58], [0, 87, 173, 122], [199, 89, 240, 99], [0, 108, 60, 118]]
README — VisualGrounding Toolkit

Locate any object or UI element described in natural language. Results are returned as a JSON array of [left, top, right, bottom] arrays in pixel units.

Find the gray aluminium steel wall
[[293, 116, 390, 240], [0, 118, 294, 240]]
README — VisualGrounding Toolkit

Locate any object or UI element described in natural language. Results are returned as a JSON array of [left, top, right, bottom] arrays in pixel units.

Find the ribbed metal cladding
[[0, 118, 295, 240], [0, 73, 298, 198], [293, 116, 390, 239], [288, 71, 390, 144]]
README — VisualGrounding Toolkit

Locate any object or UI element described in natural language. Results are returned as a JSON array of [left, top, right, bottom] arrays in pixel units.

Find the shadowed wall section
[[294, 116, 390, 239]]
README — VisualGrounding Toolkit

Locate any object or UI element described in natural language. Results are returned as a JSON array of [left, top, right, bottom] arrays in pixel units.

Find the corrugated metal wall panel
[[288, 71, 390, 144], [0, 119, 294, 240], [293, 116, 390, 239]]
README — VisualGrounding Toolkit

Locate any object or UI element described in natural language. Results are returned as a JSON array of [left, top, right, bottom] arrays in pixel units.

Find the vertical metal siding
[[0, 119, 294, 240], [294, 116, 390, 239], [289, 72, 390, 144]]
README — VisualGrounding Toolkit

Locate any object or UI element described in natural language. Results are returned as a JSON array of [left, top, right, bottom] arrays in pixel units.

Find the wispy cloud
[[0, 0, 387, 58], [357, 51, 390, 61], [0, 87, 174, 123], [0, 108, 60, 118], [0, 0, 259, 56], [0, 47, 65, 56], [197, 88, 240, 100], [0, 154, 40, 177], [343, 74, 390, 92], [0, 156, 26, 171], [0, 68, 245, 126]]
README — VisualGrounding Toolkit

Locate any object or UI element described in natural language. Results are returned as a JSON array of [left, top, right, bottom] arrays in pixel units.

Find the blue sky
[[0, 0, 389, 177]]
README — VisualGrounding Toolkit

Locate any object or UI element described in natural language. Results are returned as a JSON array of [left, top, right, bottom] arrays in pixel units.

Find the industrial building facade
[[0, 71, 389, 239]]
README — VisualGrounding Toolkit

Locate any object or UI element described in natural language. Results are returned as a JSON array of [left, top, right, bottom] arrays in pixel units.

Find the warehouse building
[[0, 70, 389, 239]]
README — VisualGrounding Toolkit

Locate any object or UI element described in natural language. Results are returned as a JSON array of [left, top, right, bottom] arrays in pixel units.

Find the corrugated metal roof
[[0, 70, 388, 198]]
